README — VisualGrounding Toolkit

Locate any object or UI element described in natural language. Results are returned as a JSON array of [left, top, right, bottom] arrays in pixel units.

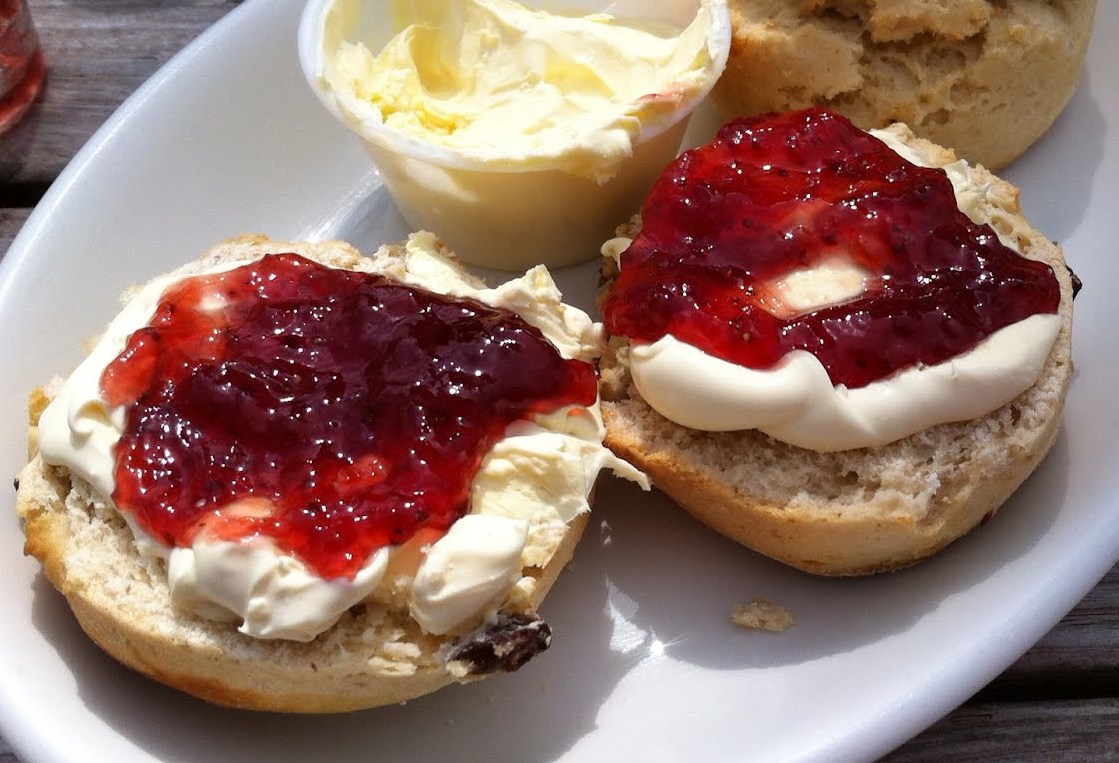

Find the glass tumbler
[[0, 0, 43, 134]]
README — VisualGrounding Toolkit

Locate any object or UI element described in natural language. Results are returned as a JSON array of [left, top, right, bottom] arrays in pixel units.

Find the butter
[[409, 515, 528, 636], [322, 0, 717, 182], [168, 538, 391, 640], [617, 129, 1061, 452], [767, 256, 872, 317], [38, 233, 647, 641], [300, 0, 731, 269], [628, 315, 1059, 451]]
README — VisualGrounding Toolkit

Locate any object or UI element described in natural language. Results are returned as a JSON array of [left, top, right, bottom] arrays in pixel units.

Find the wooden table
[[1, 2, 1116, 761]]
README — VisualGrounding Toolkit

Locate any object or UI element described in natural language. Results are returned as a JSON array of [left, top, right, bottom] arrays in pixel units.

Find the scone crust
[[599, 125, 1075, 575], [17, 235, 589, 711], [709, 0, 1097, 170]]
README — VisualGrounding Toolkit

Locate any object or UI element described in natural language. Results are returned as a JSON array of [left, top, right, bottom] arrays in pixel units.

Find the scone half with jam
[[16, 232, 646, 712], [599, 107, 1075, 575]]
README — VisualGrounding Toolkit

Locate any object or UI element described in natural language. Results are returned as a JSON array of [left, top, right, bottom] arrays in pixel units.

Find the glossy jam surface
[[101, 254, 597, 580], [601, 108, 1060, 389]]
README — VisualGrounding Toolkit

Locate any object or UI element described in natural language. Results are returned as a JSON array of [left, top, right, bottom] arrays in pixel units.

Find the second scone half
[[599, 108, 1075, 576], [708, 0, 1097, 170]]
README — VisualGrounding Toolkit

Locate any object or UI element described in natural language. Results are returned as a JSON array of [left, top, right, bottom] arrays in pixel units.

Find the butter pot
[[297, 0, 731, 270]]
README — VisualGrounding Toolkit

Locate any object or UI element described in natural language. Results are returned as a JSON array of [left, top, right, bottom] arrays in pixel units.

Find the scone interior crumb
[[731, 598, 794, 632]]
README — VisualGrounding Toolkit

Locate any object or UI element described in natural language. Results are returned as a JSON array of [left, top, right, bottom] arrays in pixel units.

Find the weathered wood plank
[[883, 565, 1119, 759], [0, 1, 243, 186], [0, 209, 31, 252], [982, 565, 1119, 701], [881, 699, 1119, 762]]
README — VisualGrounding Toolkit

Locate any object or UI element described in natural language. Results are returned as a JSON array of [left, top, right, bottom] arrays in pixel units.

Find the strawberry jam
[[101, 253, 597, 580], [601, 108, 1060, 389]]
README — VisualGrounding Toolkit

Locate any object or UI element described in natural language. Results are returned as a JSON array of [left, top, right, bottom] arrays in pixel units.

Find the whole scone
[[599, 114, 1075, 576], [709, 0, 1097, 169], [17, 233, 643, 712]]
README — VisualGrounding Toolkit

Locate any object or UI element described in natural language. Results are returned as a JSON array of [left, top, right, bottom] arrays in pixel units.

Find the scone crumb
[[731, 598, 794, 633]]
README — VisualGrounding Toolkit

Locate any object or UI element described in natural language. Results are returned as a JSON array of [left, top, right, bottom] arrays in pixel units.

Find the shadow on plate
[[1001, 71, 1105, 243], [592, 429, 1071, 673]]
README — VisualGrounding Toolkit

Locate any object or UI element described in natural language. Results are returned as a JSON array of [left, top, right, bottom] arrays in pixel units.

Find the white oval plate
[[1, 2, 1117, 761]]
